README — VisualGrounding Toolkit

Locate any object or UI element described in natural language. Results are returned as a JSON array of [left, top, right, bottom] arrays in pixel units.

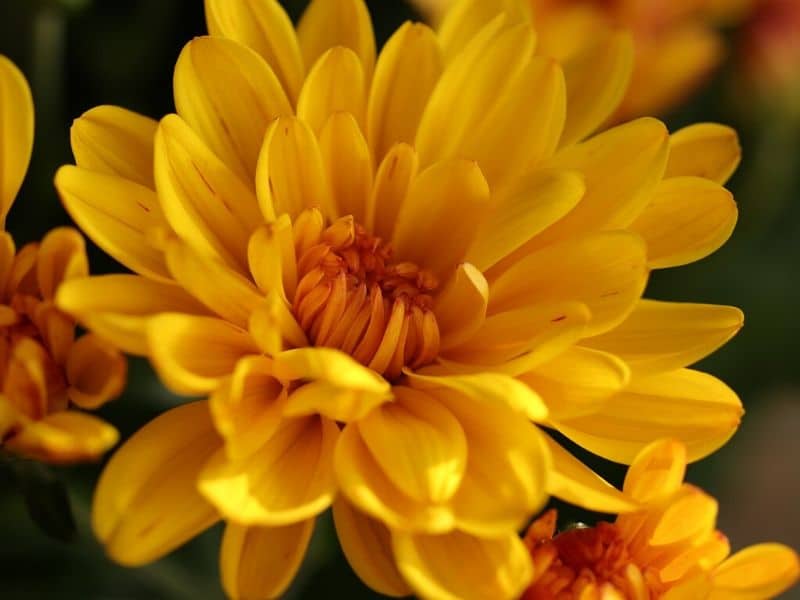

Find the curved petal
[[0, 55, 34, 225], [630, 176, 738, 269], [66, 333, 127, 410], [488, 232, 648, 337], [553, 369, 743, 464], [255, 116, 333, 221], [56, 274, 210, 355], [318, 112, 373, 224], [466, 169, 585, 272], [434, 263, 488, 351], [70, 105, 157, 188], [437, 0, 532, 60], [666, 123, 741, 185], [147, 313, 258, 395], [368, 142, 418, 240], [542, 433, 638, 514], [297, 0, 376, 79], [248, 215, 297, 299], [92, 401, 221, 566], [220, 518, 315, 600], [334, 421, 455, 533], [297, 46, 366, 135], [154, 114, 261, 272], [392, 530, 533, 600], [272, 347, 390, 395], [710, 543, 800, 600], [5, 410, 119, 464], [392, 159, 490, 278], [199, 416, 338, 526], [36, 227, 88, 300], [583, 299, 744, 376], [174, 36, 292, 183], [284, 381, 391, 423], [208, 355, 286, 461], [204, 0, 305, 102], [367, 22, 442, 161], [436, 391, 550, 536], [55, 166, 171, 282], [559, 31, 633, 147], [332, 499, 411, 598], [623, 439, 687, 505], [520, 346, 630, 420], [165, 238, 262, 329], [535, 117, 670, 245], [358, 386, 467, 504]]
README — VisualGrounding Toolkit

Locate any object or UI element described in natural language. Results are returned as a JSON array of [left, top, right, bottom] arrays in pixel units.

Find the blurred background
[[0, 0, 798, 597]]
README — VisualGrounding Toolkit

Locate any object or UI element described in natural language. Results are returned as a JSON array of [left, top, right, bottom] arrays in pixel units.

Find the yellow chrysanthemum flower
[[53, 0, 745, 597], [414, 0, 754, 119], [0, 56, 125, 463], [522, 439, 799, 600]]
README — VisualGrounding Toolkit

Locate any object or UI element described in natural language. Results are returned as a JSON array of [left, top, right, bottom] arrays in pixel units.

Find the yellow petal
[[367, 22, 442, 161], [249, 292, 308, 355], [334, 421, 455, 533], [66, 333, 126, 410], [284, 381, 391, 423], [392, 159, 490, 278], [199, 416, 338, 525], [56, 274, 210, 355], [36, 227, 88, 300], [332, 499, 411, 597], [154, 114, 261, 272], [0, 55, 34, 225], [204, 0, 305, 102], [436, 391, 550, 536], [208, 355, 286, 461], [415, 19, 539, 184], [255, 115, 333, 221], [559, 31, 633, 147], [434, 263, 488, 351], [710, 543, 800, 600], [543, 433, 638, 514], [466, 169, 585, 272], [368, 142, 418, 241], [630, 176, 737, 269], [220, 519, 315, 600], [70, 105, 157, 188], [273, 346, 390, 395], [55, 166, 171, 281], [437, 0, 532, 60], [535, 118, 670, 244], [5, 410, 119, 464], [248, 214, 297, 300], [583, 300, 744, 375], [297, 46, 366, 135], [666, 123, 741, 185], [392, 530, 533, 600], [623, 439, 687, 505], [174, 36, 292, 183], [520, 346, 630, 420], [318, 112, 373, 224], [489, 232, 648, 337], [433, 301, 591, 376], [297, 0, 376, 79], [165, 238, 262, 329], [407, 371, 547, 422], [358, 386, 466, 504], [93, 401, 221, 566], [553, 369, 743, 464], [0, 231, 15, 295], [147, 313, 258, 395]]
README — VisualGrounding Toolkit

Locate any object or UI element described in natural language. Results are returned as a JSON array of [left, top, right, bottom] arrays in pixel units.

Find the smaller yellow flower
[[0, 56, 125, 463], [522, 439, 800, 599]]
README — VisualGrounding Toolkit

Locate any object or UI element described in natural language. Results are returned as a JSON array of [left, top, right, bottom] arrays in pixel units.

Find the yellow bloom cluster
[[0, 0, 770, 598], [523, 440, 799, 599], [0, 56, 125, 464]]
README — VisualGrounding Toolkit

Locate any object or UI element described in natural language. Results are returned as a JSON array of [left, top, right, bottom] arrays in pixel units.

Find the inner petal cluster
[[292, 213, 441, 379]]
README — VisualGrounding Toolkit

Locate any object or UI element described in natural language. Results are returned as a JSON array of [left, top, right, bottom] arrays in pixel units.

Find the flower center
[[523, 511, 660, 600], [292, 213, 441, 380]]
